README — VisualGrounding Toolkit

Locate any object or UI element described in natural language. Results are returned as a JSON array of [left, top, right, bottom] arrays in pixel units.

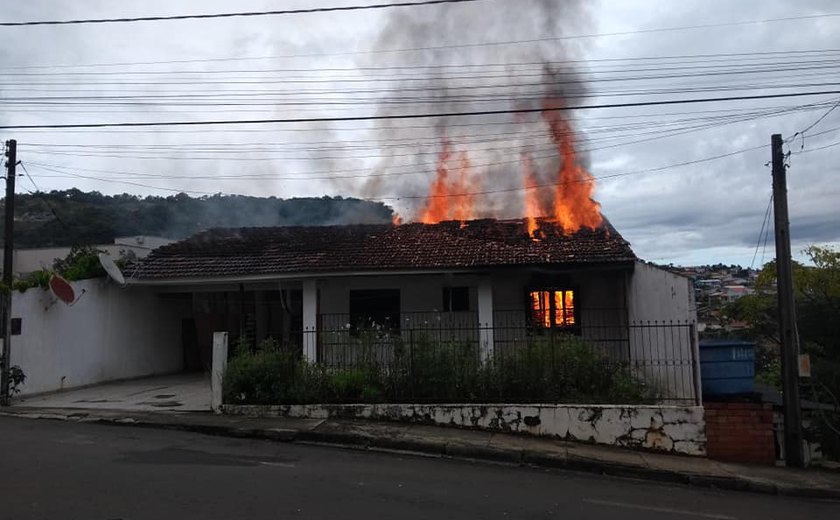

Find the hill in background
[[1, 190, 395, 248]]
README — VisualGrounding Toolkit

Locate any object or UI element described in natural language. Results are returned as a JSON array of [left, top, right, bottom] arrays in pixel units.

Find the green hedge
[[223, 334, 657, 405]]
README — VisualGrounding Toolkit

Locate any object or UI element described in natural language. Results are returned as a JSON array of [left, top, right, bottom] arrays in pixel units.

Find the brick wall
[[704, 402, 776, 464]]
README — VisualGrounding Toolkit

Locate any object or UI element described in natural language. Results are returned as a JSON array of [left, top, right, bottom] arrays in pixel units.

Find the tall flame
[[521, 152, 542, 238], [543, 99, 602, 233], [417, 98, 602, 239], [419, 143, 477, 224]]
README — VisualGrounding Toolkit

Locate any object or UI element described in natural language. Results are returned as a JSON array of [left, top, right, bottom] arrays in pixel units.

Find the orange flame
[[530, 289, 575, 328], [521, 152, 541, 238], [530, 291, 551, 328], [392, 213, 403, 226], [543, 99, 602, 234], [416, 98, 602, 239], [419, 143, 477, 224]]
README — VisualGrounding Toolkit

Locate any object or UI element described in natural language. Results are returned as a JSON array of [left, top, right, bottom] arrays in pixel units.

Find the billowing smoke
[[345, 0, 594, 221]]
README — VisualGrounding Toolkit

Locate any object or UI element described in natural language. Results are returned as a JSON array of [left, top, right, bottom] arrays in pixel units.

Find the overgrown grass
[[223, 333, 657, 405]]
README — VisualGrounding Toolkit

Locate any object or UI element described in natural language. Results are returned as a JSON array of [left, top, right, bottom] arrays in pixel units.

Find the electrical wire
[[7, 102, 835, 135], [0, 0, 484, 27], [2, 10, 837, 66], [751, 193, 774, 269], [16, 162, 75, 236], [4, 90, 840, 130], [24, 141, 772, 199], [7, 48, 840, 71], [17, 102, 829, 152], [787, 100, 840, 150]]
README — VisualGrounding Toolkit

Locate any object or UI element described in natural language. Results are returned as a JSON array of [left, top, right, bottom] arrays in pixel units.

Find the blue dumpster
[[699, 339, 755, 396]]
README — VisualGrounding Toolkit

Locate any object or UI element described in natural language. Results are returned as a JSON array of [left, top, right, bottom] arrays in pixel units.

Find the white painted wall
[[627, 262, 696, 323], [225, 403, 706, 456], [9, 278, 190, 396], [626, 262, 699, 403]]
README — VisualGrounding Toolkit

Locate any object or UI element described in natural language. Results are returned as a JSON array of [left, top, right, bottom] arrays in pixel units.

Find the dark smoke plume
[[344, 0, 593, 220]]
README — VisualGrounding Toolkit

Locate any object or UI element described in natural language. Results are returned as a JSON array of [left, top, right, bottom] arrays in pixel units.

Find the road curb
[[3, 409, 839, 500]]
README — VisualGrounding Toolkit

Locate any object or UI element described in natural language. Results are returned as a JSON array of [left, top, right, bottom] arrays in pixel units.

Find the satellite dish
[[49, 275, 76, 305], [98, 252, 126, 286]]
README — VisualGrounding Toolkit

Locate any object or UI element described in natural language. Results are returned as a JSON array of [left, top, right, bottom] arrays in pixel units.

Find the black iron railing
[[282, 310, 701, 405]]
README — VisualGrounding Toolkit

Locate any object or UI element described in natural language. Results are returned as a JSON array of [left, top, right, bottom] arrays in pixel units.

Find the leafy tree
[[728, 247, 840, 407]]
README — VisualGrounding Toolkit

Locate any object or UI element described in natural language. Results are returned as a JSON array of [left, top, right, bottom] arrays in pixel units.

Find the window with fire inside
[[527, 288, 579, 333]]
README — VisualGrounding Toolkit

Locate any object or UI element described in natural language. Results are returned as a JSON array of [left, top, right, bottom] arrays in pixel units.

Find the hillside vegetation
[[1, 190, 395, 248]]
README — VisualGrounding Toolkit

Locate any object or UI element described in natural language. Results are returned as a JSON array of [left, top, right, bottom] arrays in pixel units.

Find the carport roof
[[128, 218, 636, 281]]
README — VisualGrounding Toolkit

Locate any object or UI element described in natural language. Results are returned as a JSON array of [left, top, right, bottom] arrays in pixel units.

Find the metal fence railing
[[279, 311, 700, 405]]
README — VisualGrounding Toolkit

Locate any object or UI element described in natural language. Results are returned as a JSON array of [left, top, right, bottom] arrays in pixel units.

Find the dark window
[[349, 289, 400, 332], [528, 289, 576, 329], [10, 318, 22, 336], [443, 287, 470, 312]]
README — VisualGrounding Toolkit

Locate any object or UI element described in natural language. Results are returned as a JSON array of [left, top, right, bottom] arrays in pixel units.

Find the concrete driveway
[[14, 372, 210, 412]]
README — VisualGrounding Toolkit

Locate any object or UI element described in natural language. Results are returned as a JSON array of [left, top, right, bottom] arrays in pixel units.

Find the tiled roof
[[129, 218, 636, 281]]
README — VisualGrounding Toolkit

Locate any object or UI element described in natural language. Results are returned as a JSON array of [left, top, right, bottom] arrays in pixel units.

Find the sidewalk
[[2, 405, 839, 500]]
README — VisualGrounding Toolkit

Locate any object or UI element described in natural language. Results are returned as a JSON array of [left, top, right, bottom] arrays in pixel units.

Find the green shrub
[[329, 365, 382, 402], [13, 269, 52, 293], [53, 245, 106, 281], [223, 332, 657, 405], [223, 341, 300, 405]]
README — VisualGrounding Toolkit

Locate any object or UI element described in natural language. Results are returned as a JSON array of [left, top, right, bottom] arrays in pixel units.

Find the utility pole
[[771, 133, 804, 467], [1, 139, 16, 405]]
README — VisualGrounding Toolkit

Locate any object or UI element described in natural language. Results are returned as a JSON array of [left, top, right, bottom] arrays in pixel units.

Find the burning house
[[124, 214, 700, 404]]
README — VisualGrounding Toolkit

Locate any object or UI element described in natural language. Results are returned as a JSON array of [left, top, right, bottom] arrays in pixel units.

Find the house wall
[[313, 269, 629, 364], [317, 270, 625, 318], [9, 278, 190, 396], [490, 269, 627, 358], [626, 261, 700, 403], [627, 261, 696, 322], [318, 273, 481, 316]]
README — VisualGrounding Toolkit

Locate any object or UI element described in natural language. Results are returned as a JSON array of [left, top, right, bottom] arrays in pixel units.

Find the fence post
[[477, 279, 494, 364], [689, 323, 702, 406], [409, 328, 415, 400], [302, 279, 318, 363], [211, 331, 229, 413]]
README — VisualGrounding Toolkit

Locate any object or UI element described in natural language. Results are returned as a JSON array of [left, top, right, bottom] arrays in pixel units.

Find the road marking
[[583, 499, 738, 520], [256, 460, 296, 468]]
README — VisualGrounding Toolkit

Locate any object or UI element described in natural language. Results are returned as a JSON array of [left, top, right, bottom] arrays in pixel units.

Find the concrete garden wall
[[223, 403, 706, 456], [10, 278, 191, 396]]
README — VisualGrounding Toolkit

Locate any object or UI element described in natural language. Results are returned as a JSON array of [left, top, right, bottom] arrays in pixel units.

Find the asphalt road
[[1, 417, 838, 520]]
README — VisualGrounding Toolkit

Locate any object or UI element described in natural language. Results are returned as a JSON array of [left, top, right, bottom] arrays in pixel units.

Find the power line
[[4, 90, 840, 130], [6, 56, 840, 78], [6, 48, 840, 71], [750, 193, 774, 269], [16, 162, 75, 236], [17, 102, 830, 150], [0, 0, 483, 27], [25, 141, 772, 199], [1, 10, 837, 68], [19, 102, 824, 151], [787, 99, 840, 150], [6, 102, 833, 134]]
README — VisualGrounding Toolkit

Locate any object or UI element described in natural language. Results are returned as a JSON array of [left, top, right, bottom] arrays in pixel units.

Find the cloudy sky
[[1, 0, 838, 266]]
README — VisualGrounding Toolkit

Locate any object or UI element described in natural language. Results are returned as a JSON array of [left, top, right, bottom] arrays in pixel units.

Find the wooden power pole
[[1, 139, 16, 405], [771, 133, 804, 467]]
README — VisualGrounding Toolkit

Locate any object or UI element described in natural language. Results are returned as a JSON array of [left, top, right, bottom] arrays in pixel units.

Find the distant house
[[11, 219, 700, 403], [1, 235, 174, 276]]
